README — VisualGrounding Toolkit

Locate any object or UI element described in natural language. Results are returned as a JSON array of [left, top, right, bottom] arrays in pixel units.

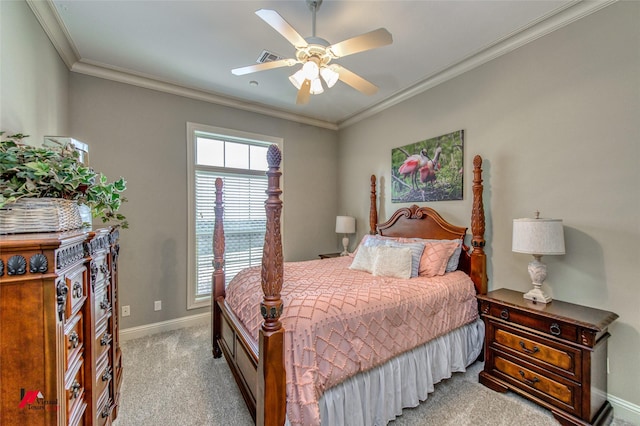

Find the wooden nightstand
[[477, 288, 618, 426], [318, 252, 341, 259]]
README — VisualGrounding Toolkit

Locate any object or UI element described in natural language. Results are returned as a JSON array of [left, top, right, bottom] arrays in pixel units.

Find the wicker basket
[[0, 198, 83, 234]]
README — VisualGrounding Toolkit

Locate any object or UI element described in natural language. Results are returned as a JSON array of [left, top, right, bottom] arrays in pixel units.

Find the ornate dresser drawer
[[489, 303, 578, 343], [492, 323, 582, 381], [478, 288, 618, 426], [0, 228, 122, 425]]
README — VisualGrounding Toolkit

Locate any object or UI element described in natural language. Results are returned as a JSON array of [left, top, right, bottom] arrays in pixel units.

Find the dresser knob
[[100, 333, 112, 346], [550, 323, 561, 336], [70, 381, 81, 399], [102, 367, 112, 382], [73, 282, 82, 298], [69, 331, 79, 349], [500, 309, 509, 320]]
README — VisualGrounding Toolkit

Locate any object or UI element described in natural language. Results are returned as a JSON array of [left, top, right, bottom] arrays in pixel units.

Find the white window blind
[[187, 124, 279, 310], [195, 171, 267, 297]]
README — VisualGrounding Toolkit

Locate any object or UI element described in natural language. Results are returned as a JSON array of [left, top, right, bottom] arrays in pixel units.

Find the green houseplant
[[0, 131, 128, 229]]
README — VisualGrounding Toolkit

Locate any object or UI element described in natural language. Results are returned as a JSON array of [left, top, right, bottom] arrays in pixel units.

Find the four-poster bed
[[211, 145, 487, 425]]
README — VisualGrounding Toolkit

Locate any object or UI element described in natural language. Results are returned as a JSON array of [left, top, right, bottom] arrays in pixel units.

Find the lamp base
[[340, 235, 350, 256], [523, 286, 552, 304]]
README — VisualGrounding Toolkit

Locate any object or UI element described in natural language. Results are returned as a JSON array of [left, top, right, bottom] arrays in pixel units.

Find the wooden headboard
[[367, 155, 487, 295]]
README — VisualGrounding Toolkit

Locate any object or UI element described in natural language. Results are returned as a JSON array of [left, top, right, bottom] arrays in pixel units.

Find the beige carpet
[[112, 325, 631, 426]]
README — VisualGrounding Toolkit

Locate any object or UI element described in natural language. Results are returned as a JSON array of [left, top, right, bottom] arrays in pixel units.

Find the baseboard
[[120, 312, 211, 342], [610, 393, 640, 425]]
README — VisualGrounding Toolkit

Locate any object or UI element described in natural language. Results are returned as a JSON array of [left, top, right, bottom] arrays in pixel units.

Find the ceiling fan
[[231, 0, 393, 105]]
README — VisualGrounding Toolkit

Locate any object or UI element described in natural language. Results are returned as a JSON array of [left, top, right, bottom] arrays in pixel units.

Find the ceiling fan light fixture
[[302, 60, 320, 80], [310, 78, 324, 95], [289, 69, 306, 89], [320, 66, 339, 88]]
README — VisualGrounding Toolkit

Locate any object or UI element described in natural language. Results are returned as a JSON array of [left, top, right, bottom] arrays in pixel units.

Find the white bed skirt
[[286, 318, 485, 426]]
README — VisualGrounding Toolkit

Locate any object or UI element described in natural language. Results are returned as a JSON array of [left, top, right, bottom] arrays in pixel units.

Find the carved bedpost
[[257, 145, 286, 426], [470, 155, 488, 295], [212, 178, 225, 358], [369, 175, 378, 235]]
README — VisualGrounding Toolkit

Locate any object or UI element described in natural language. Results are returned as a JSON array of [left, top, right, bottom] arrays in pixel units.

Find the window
[[187, 123, 282, 309]]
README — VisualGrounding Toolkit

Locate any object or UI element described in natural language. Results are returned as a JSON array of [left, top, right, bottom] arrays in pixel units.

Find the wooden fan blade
[[296, 79, 311, 104], [332, 65, 378, 95], [232, 59, 296, 76], [328, 28, 392, 58], [256, 9, 308, 49]]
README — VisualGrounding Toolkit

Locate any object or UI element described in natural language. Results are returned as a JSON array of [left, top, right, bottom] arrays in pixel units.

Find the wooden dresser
[[0, 228, 122, 425], [478, 288, 618, 426]]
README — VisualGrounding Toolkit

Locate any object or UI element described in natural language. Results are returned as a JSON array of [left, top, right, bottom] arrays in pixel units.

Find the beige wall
[[338, 1, 639, 415], [0, 0, 69, 142], [4, 0, 638, 418], [68, 74, 339, 329]]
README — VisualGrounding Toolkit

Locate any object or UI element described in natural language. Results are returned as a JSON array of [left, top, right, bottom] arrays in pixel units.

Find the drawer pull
[[550, 323, 561, 336], [518, 341, 539, 354], [69, 331, 80, 348], [73, 282, 83, 298], [500, 309, 509, 320], [70, 380, 81, 399], [518, 370, 540, 387], [100, 333, 112, 346]]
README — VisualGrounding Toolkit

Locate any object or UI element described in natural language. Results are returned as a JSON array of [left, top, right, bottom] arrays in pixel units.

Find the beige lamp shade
[[512, 218, 565, 255], [335, 216, 356, 234], [336, 216, 355, 256], [512, 216, 565, 304]]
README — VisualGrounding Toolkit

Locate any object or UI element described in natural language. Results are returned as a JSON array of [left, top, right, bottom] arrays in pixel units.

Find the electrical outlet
[[122, 305, 130, 317], [154, 300, 162, 311]]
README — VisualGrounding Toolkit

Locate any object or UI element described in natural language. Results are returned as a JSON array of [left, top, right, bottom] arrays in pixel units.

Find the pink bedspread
[[225, 255, 478, 425]]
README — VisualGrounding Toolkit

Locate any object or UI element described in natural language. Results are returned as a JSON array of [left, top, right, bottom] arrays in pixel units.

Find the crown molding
[[28, 0, 616, 132], [70, 60, 338, 130], [337, 0, 618, 129], [26, 0, 80, 69]]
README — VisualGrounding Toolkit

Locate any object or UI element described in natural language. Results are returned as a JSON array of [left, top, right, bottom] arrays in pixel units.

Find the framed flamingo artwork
[[391, 130, 464, 203]]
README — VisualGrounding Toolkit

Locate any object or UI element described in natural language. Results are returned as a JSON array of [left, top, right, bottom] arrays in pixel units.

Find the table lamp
[[512, 212, 565, 303], [335, 216, 356, 256]]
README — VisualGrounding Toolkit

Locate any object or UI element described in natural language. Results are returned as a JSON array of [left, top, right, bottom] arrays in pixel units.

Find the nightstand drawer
[[489, 304, 578, 343], [491, 323, 581, 381], [494, 355, 580, 416]]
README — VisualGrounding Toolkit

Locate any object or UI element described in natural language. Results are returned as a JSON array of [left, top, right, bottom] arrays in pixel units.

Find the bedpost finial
[[267, 144, 282, 168], [473, 155, 482, 168], [370, 175, 376, 184], [215, 177, 223, 191]]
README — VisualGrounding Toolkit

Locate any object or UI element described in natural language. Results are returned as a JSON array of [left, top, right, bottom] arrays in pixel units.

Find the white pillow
[[349, 245, 376, 273], [384, 241, 425, 278], [371, 246, 412, 279]]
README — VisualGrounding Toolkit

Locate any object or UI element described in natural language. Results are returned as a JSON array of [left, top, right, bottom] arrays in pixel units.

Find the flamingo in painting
[[398, 149, 429, 190], [419, 146, 442, 187]]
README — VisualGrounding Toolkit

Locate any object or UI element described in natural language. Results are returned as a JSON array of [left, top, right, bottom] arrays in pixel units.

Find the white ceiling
[[31, 0, 614, 129]]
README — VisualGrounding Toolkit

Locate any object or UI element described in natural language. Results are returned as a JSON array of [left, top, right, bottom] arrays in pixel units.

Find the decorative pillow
[[401, 237, 463, 273], [349, 245, 376, 273], [384, 241, 425, 278], [371, 246, 412, 279], [363, 234, 401, 247], [418, 240, 460, 277], [445, 239, 463, 272]]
